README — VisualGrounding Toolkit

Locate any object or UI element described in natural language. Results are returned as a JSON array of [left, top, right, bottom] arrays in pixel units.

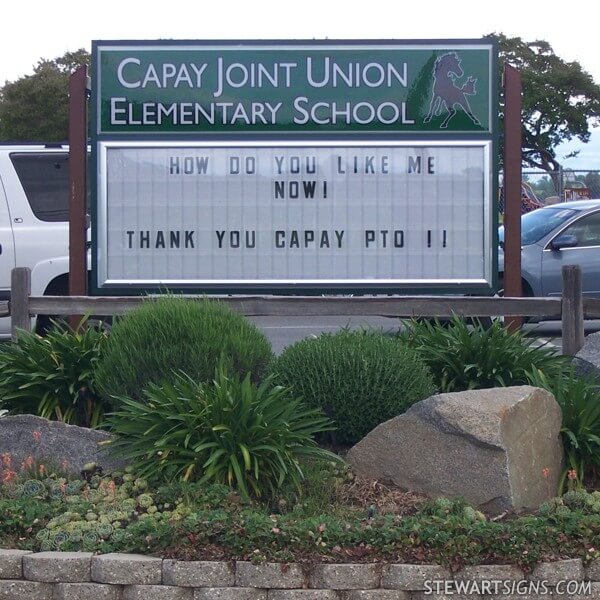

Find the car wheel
[[498, 276, 539, 324]]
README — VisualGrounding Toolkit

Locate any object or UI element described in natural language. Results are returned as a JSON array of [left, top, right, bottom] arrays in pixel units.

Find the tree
[[0, 49, 89, 141], [585, 171, 600, 196], [530, 175, 556, 200], [491, 33, 600, 180]]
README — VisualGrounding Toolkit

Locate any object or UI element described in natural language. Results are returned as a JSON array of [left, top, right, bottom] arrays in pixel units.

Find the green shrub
[[106, 368, 338, 498], [269, 329, 435, 444], [0, 321, 108, 428], [94, 297, 273, 402], [402, 316, 567, 393], [527, 366, 600, 491]]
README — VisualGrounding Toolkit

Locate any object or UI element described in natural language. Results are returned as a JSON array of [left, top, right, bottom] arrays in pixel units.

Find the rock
[[570, 356, 600, 385], [0, 414, 124, 475], [346, 386, 563, 515], [575, 333, 600, 383], [576, 331, 600, 362]]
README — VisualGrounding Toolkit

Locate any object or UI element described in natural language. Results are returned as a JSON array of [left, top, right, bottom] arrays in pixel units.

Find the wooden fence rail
[[7, 266, 600, 356]]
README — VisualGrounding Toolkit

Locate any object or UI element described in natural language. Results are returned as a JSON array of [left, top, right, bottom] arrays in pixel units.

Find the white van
[[0, 144, 77, 338]]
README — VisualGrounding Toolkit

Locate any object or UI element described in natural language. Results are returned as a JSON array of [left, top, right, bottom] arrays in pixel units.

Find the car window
[[562, 211, 600, 247], [512, 207, 579, 246], [10, 152, 70, 222]]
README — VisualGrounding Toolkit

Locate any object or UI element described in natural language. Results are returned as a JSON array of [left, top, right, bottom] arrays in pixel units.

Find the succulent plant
[[66, 481, 85, 494], [122, 498, 136, 512], [69, 531, 83, 543], [35, 529, 50, 541], [11, 465, 181, 553], [134, 478, 148, 491], [23, 480, 46, 497], [554, 505, 572, 517], [97, 522, 114, 538], [563, 490, 589, 509], [52, 531, 69, 549], [431, 497, 454, 512], [137, 493, 154, 508]]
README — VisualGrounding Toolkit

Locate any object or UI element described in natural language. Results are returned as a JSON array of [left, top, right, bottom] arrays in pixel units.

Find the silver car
[[498, 199, 600, 297]]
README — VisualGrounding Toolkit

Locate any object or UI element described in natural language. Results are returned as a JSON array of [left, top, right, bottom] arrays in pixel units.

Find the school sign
[[91, 40, 498, 294]]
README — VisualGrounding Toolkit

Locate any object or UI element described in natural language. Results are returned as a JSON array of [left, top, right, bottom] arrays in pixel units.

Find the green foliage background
[[492, 32, 600, 175], [0, 50, 89, 141]]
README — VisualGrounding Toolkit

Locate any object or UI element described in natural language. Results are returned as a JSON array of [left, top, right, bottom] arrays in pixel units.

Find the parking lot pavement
[[523, 319, 600, 354], [248, 315, 399, 355]]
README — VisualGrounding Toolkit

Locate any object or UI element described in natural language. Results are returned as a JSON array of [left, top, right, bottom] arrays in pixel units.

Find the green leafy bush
[[527, 366, 600, 490], [106, 368, 338, 498], [94, 297, 273, 402], [0, 321, 108, 427], [402, 316, 567, 393], [269, 329, 435, 444]]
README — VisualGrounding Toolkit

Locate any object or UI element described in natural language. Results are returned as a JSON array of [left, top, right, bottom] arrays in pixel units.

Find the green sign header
[[94, 41, 495, 135]]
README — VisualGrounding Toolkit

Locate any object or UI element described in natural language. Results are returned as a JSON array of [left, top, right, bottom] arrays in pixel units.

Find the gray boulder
[[0, 414, 123, 475], [575, 333, 600, 384], [570, 356, 600, 386], [347, 386, 563, 515], [576, 331, 600, 363]]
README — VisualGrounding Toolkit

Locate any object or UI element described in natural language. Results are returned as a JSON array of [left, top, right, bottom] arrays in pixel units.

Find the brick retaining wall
[[1, 551, 599, 599]]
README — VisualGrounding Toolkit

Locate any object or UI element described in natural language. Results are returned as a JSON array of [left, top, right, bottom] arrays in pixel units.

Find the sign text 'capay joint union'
[[109, 55, 416, 127]]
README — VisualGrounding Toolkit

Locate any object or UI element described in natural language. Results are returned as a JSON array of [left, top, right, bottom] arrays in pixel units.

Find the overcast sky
[[3, 0, 599, 168]]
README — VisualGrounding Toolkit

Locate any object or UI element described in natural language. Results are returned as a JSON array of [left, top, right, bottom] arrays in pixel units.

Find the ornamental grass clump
[[527, 366, 600, 491], [106, 367, 339, 498], [402, 316, 567, 393], [0, 320, 108, 428], [94, 296, 273, 403], [269, 329, 435, 445]]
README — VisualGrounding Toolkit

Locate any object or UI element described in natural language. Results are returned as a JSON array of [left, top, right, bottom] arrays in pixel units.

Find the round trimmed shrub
[[269, 330, 435, 444], [94, 297, 273, 402]]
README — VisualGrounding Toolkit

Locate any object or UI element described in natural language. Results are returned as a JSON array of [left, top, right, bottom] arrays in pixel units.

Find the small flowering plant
[[0, 452, 17, 486], [0, 432, 70, 493], [565, 468, 582, 492]]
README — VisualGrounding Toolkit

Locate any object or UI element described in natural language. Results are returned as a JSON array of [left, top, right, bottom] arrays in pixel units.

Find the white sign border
[[96, 139, 493, 289]]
